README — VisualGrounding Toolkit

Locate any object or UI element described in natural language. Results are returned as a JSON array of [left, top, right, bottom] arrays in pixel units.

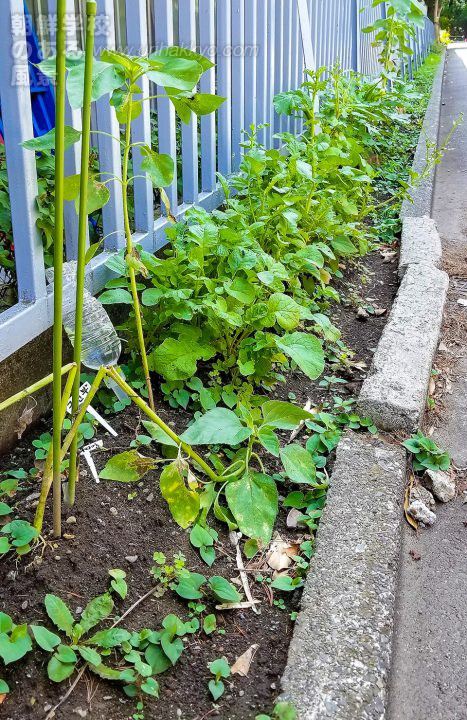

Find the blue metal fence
[[0, 0, 435, 363]]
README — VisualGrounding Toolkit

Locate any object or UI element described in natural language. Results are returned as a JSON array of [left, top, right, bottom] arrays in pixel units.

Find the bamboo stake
[[52, 0, 68, 538], [68, 1, 97, 508], [0, 364, 76, 413]]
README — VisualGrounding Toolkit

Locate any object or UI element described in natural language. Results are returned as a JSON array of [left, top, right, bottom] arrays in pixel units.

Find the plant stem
[[0, 364, 75, 413], [121, 95, 155, 411], [34, 368, 105, 532], [106, 367, 219, 481], [68, 1, 97, 508], [52, 0, 68, 539]]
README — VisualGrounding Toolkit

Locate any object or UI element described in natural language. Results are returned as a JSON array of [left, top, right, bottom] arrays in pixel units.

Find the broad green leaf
[[47, 655, 76, 682], [225, 472, 278, 544], [0, 679, 9, 694], [160, 632, 184, 665], [261, 400, 316, 430], [257, 426, 280, 457], [275, 332, 325, 380], [203, 614, 217, 635], [153, 46, 214, 72], [146, 54, 203, 91], [44, 595, 74, 638], [268, 293, 301, 331], [225, 277, 256, 305], [89, 664, 135, 682], [209, 657, 231, 679], [0, 629, 32, 665], [0, 502, 12, 516], [244, 538, 260, 559], [0, 614, 13, 634], [270, 575, 303, 592], [99, 450, 156, 483], [170, 92, 225, 123], [2, 519, 38, 547], [331, 236, 358, 255], [145, 644, 172, 675], [80, 594, 114, 635], [160, 462, 200, 529], [208, 577, 242, 603], [22, 126, 81, 152], [77, 646, 101, 665], [209, 678, 225, 700], [56, 644, 77, 664], [140, 146, 174, 188], [149, 337, 216, 382], [0, 537, 11, 555], [67, 56, 124, 108], [190, 524, 214, 548], [280, 444, 316, 485], [173, 572, 206, 601], [30, 625, 61, 652], [109, 569, 128, 600], [85, 628, 132, 648], [180, 408, 252, 446], [141, 676, 160, 697], [99, 288, 133, 305], [63, 174, 110, 215], [142, 421, 179, 447], [200, 545, 216, 567]]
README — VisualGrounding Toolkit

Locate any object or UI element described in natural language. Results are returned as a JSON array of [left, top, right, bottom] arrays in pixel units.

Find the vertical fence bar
[[244, 0, 257, 134], [199, 0, 216, 191], [95, 0, 125, 251], [255, 0, 268, 144], [266, 0, 276, 147], [154, 0, 178, 215], [0, 0, 47, 304], [126, 0, 154, 237], [283, 0, 292, 132], [217, 0, 233, 175], [274, 0, 284, 142], [179, 0, 199, 205], [352, 0, 361, 72], [48, 0, 81, 260], [231, 0, 245, 170]]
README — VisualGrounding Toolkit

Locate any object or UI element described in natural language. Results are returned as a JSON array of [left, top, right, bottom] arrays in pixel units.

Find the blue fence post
[[0, 0, 46, 305], [352, 0, 361, 73], [231, 0, 245, 170]]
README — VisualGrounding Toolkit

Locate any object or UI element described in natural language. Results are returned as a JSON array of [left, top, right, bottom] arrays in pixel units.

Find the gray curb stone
[[400, 49, 446, 219], [357, 263, 448, 432], [399, 215, 442, 279], [281, 432, 406, 720]]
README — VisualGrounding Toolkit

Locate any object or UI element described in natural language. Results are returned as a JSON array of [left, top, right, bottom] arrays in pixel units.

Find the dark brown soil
[[0, 249, 399, 720]]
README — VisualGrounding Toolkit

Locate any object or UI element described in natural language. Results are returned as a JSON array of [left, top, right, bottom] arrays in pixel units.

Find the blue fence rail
[[0, 0, 435, 363]]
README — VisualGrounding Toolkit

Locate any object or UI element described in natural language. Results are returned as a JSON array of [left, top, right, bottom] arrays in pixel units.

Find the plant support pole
[[68, 1, 97, 507], [52, 0, 68, 538], [0, 364, 76, 413]]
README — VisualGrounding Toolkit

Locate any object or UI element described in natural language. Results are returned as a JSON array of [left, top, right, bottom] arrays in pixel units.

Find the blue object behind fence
[[0, 1, 54, 141]]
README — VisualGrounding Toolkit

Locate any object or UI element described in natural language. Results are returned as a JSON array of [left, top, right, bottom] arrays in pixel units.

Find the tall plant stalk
[[67, 1, 97, 507], [52, 0, 68, 538], [122, 96, 155, 411]]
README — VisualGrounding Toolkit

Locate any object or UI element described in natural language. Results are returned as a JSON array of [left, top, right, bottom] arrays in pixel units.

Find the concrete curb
[[280, 55, 448, 720], [400, 49, 446, 219], [281, 432, 406, 720], [398, 215, 442, 279], [357, 262, 449, 433]]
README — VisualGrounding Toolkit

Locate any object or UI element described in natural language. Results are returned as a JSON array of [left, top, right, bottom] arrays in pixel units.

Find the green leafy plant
[[403, 431, 451, 472], [208, 657, 230, 700], [256, 702, 297, 720]]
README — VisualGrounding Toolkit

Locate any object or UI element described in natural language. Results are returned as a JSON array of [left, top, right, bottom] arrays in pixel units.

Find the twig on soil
[[110, 586, 157, 628], [44, 664, 87, 720], [230, 531, 260, 614]]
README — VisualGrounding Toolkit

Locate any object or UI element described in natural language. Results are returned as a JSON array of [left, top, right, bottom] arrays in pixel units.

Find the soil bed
[[0, 248, 398, 720]]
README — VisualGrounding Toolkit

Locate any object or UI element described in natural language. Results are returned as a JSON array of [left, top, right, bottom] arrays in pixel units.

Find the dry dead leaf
[[373, 307, 387, 317], [286, 508, 303, 529], [16, 400, 35, 439], [404, 478, 418, 530], [231, 644, 259, 676], [0, 694, 6, 705], [266, 536, 299, 572], [428, 377, 436, 396], [457, 298, 467, 307]]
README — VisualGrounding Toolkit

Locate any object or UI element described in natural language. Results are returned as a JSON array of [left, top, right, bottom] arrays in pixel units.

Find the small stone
[[423, 469, 456, 503], [410, 484, 435, 508], [357, 307, 369, 321], [44, 704, 52, 712], [176, 710, 182, 718], [54, 555, 61, 561], [270, 682, 277, 690], [239, 690, 245, 697], [407, 500, 436, 526], [66, 516, 77, 525], [146, 493, 154, 503], [125, 555, 138, 564], [21, 600, 28, 610], [76, 607, 83, 615], [103, 696, 113, 701], [73, 708, 88, 718], [109, 507, 118, 516]]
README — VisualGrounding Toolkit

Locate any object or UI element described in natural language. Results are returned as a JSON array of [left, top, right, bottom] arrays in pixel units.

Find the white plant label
[[80, 439, 104, 484], [66, 382, 118, 437]]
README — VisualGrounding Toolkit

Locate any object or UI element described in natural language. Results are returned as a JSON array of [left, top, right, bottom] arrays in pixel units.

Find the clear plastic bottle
[[46, 261, 122, 370]]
